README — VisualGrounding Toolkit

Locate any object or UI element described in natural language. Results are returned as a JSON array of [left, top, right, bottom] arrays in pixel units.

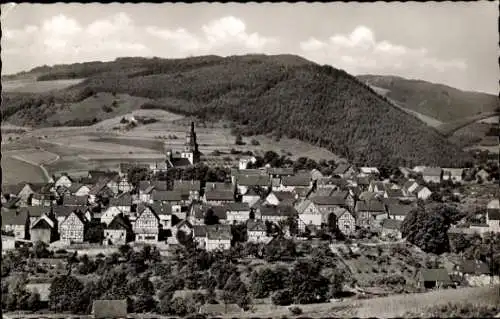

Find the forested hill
[[2, 55, 472, 167], [357, 74, 499, 123]]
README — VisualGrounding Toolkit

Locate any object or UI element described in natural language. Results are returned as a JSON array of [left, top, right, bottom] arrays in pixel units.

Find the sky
[[2, 2, 498, 94]]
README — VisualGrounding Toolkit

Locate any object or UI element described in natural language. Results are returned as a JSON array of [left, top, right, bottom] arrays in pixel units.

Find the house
[[203, 190, 234, 206], [331, 190, 355, 210], [225, 202, 251, 224], [238, 156, 256, 170], [104, 214, 133, 246], [259, 205, 297, 224], [17, 183, 37, 204], [310, 169, 324, 181], [380, 219, 403, 239], [173, 180, 201, 202], [30, 214, 57, 244], [295, 199, 322, 230], [63, 195, 89, 206], [189, 204, 209, 226], [151, 180, 168, 191], [275, 174, 311, 192], [417, 268, 453, 289], [59, 211, 86, 243], [151, 202, 173, 229], [359, 167, 380, 176], [22, 206, 52, 225], [101, 206, 124, 226], [267, 167, 295, 178], [31, 193, 53, 207], [355, 176, 371, 190], [422, 167, 442, 184], [231, 168, 268, 184], [368, 181, 387, 194], [415, 186, 433, 200], [236, 175, 270, 195], [265, 191, 296, 206], [133, 206, 160, 243], [355, 200, 387, 228], [109, 194, 132, 215], [335, 209, 356, 236], [138, 182, 155, 203], [452, 260, 499, 286], [384, 188, 406, 200], [399, 167, 412, 178], [293, 186, 312, 200], [205, 224, 232, 251], [117, 176, 133, 193], [152, 191, 182, 213], [242, 188, 262, 207], [246, 219, 270, 243], [170, 220, 194, 244], [486, 199, 500, 232], [193, 225, 208, 249], [54, 174, 73, 189], [309, 195, 350, 223], [317, 177, 348, 190], [91, 299, 128, 319], [88, 170, 119, 183], [88, 179, 113, 204], [387, 203, 415, 221], [1, 209, 30, 239], [310, 187, 335, 198], [72, 184, 91, 197], [333, 163, 356, 178], [53, 206, 86, 230], [476, 169, 490, 182], [442, 168, 464, 183], [402, 180, 419, 195]]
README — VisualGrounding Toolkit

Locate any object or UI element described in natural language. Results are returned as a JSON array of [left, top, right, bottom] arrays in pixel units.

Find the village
[[2, 122, 500, 318]]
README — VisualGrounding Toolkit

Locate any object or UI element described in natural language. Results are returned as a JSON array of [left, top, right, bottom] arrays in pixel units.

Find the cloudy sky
[[2, 2, 497, 94]]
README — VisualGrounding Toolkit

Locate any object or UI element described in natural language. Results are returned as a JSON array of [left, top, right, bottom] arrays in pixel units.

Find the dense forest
[[2, 55, 472, 167], [357, 74, 499, 122]]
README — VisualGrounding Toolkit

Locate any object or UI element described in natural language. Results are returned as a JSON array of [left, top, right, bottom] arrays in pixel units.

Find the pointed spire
[[191, 121, 195, 133]]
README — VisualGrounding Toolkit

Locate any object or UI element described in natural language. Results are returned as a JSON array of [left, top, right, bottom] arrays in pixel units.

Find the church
[[165, 121, 200, 169]]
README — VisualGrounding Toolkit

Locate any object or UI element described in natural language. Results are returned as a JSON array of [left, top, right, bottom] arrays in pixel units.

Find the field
[[1, 156, 48, 184], [2, 79, 85, 93], [2, 105, 342, 180], [436, 111, 498, 137], [242, 286, 500, 318]]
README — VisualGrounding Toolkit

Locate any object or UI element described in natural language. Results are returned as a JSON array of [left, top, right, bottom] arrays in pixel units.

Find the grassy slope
[[357, 74, 499, 123], [2, 55, 472, 167]]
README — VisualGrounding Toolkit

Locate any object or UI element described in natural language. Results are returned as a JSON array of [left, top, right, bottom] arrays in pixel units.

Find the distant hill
[[1, 55, 472, 167], [357, 74, 499, 123]]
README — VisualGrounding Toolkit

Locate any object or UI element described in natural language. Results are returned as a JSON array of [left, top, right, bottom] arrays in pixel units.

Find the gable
[[61, 212, 84, 228]]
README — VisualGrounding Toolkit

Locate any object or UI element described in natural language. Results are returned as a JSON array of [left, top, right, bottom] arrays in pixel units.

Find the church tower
[[181, 121, 199, 165]]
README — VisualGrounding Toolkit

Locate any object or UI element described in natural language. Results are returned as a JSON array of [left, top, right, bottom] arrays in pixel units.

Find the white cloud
[[299, 25, 467, 76], [146, 16, 279, 55], [3, 14, 279, 74]]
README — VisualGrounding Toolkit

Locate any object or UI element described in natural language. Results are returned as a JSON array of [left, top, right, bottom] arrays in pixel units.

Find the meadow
[[2, 79, 85, 93], [1, 156, 48, 184]]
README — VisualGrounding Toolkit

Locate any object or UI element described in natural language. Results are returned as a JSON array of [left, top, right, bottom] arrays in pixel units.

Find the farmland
[[241, 285, 500, 318], [2, 79, 85, 93], [1, 156, 48, 184]]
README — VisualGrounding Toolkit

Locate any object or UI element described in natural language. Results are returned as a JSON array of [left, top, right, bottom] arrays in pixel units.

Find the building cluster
[[2, 159, 497, 252], [2, 124, 498, 251]]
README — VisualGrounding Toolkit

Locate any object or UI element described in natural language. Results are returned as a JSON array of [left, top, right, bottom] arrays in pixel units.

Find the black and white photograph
[[1, 2, 499, 318]]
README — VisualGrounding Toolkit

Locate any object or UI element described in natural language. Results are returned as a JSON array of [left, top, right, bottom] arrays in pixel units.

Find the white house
[[73, 185, 91, 197], [265, 191, 296, 206], [239, 156, 256, 170], [442, 168, 464, 183], [205, 225, 232, 251], [486, 199, 500, 232], [402, 180, 419, 195], [101, 206, 123, 226], [55, 175, 73, 189], [422, 167, 442, 184], [295, 199, 322, 231], [246, 219, 270, 243], [415, 186, 432, 200], [242, 189, 261, 207], [225, 202, 251, 224]]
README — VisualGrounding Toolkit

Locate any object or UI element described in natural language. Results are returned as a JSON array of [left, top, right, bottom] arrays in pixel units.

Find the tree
[[271, 289, 293, 306], [84, 220, 105, 243], [32, 240, 52, 258], [204, 208, 220, 225], [128, 166, 151, 188], [401, 204, 462, 255], [288, 260, 329, 304], [251, 266, 289, 298], [49, 275, 85, 313], [235, 134, 245, 145], [132, 294, 157, 313]]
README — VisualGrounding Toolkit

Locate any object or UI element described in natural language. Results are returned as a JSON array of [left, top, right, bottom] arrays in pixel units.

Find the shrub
[[289, 306, 303, 315], [272, 289, 293, 306], [251, 139, 260, 146], [102, 105, 113, 113]]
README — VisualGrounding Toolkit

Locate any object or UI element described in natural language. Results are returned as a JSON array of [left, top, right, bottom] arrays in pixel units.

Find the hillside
[[1, 55, 472, 167], [357, 75, 499, 123]]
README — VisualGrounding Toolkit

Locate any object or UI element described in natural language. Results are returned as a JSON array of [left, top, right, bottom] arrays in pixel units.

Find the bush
[[251, 139, 260, 146], [272, 289, 293, 306], [102, 105, 113, 113], [289, 306, 303, 315]]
